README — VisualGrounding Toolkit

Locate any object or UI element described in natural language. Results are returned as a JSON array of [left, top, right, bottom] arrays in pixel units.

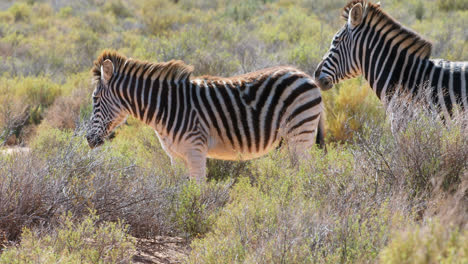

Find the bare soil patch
[[132, 236, 190, 264], [0, 147, 30, 155]]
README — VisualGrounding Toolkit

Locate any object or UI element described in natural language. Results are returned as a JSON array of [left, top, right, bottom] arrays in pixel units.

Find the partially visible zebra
[[314, 0, 467, 119], [86, 51, 324, 181]]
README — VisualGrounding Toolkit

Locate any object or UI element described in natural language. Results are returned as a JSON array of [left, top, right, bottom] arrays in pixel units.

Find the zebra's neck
[[355, 5, 433, 101], [362, 52, 433, 100], [111, 70, 192, 135], [357, 27, 432, 100]]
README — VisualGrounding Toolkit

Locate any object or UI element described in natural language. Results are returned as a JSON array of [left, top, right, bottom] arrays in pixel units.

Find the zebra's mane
[[342, 0, 432, 60], [194, 66, 302, 83], [92, 50, 194, 84]]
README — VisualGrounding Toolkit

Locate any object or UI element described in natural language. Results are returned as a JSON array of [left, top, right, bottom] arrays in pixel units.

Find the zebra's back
[[423, 60, 468, 113], [190, 67, 322, 160]]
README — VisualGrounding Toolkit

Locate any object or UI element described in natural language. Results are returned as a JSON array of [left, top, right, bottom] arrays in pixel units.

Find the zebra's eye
[[93, 83, 104, 98]]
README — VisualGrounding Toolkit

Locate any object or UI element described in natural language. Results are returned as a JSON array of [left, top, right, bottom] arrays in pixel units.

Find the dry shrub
[[0, 97, 30, 146], [189, 146, 402, 263], [0, 212, 135, 264], [385, 87, 467, 197], [189, 87, 467, 263], [356, 86, 468, 225], [43, 88, 89, 130], [0, 123, 230, 243]]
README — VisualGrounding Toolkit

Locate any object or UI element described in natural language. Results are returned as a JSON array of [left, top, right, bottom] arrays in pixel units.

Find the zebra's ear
[[348, 3, 363, 28], [101, 59, 114, 85]]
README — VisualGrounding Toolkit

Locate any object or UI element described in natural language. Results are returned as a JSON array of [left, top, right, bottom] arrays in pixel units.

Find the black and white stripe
[[315, 0, 467, 118], [86, 51, 324, 180]]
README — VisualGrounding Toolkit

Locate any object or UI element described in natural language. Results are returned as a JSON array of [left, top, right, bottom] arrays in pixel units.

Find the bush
[[188, 148, 400, 263], [323, 78, 385, 143], [1, 0, 467, 261], [42, 71, 93, 130], [43, 88, 90, 130], [104, 0, 133, 19], [257, 6, 333, 72], [8, 3, 32, 23], [189, 94, 468, 263], [0, 75, 62, 144], [1, 121, 233, 242], [357, 91, 468, 198], [0, 76, 61, 119], [175, 180, 231, 239], [380, 220, 468, 264], [135, 0, 194, 35], [414, 1, 425, 20], [0, 212, 135, 264], [437, 0, 468, 10]]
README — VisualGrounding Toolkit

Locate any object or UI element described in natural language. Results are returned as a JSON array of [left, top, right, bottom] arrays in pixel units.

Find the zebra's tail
[[316, 112, 326, 150]]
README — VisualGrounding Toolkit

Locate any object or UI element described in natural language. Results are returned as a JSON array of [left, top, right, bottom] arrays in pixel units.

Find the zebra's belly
[[206, 138, 280, 161]]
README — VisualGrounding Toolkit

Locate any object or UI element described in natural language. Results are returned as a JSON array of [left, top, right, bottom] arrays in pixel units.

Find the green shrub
[[174, 181, 231, 239], [106, 117, 169, 169], [223, 0, 263, 22], [0, 75, 62, 143], [380, 219, 468, 264], [104, 0, 133, 19], [136, 0, 194, 35], [257, 6, 333, 71], [323, 78, 385, 143], [0, 76, 61, 111], [437, 0, 468, 10], [414, 1, 425, 20], [1, 1, 467, 261], [207, 159, 249, 182], [8, 3, 32, 23], [189, 148, 399, 263], [0, 212, 135, 264]]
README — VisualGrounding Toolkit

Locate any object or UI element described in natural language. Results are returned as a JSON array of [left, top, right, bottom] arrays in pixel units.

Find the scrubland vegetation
[[0, 0, 467, 263]]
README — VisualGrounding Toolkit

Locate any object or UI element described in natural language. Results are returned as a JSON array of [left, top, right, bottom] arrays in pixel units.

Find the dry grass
[[0, 124, 231, 243]]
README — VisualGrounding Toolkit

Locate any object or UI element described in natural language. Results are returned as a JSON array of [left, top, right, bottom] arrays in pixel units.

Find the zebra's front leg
[[185, 148, 208, 183]]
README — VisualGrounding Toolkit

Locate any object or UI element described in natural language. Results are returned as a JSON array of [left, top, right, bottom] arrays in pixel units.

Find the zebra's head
[[86, 59, 127, 148], [315, 1, 369, 90]]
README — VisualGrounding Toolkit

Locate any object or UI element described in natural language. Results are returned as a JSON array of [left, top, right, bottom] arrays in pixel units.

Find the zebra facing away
[[86, 51, 324, 181], [314, 0, 467, 118]]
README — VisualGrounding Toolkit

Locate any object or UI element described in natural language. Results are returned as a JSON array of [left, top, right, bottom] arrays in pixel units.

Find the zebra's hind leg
[[185, 148, 208, 183], [285, 129, 318, 165]]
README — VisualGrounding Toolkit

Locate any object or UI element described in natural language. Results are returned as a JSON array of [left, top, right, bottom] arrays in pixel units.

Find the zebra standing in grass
[[314, 0, 467, 119], [86, 51, 324, 181]]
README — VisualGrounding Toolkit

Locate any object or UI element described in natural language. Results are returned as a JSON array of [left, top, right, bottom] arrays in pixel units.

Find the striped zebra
[[314, 0, 467, 119], [86, 51, 324, 181]]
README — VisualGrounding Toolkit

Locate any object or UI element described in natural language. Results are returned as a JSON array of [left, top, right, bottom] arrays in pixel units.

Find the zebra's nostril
[[317, 76, 333, 91], [86, 133, 100, 148]]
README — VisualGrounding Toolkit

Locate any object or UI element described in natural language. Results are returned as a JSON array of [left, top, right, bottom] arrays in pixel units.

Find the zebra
[[86, 51, 324, 181], [314, 0, 467, 119]]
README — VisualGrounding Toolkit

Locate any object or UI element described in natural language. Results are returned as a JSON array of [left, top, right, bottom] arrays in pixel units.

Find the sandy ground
[[0, 147, 31, 155], [132, 236, 190, 264]]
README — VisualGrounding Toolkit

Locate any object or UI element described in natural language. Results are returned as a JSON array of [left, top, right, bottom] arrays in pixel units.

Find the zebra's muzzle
[[314, 61, 334, 91], [86, 134, 104, 148], [316, 76, 333, 91]]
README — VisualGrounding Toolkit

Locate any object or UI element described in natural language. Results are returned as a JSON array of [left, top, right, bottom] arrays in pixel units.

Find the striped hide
[[86, 51, 324, 181]]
